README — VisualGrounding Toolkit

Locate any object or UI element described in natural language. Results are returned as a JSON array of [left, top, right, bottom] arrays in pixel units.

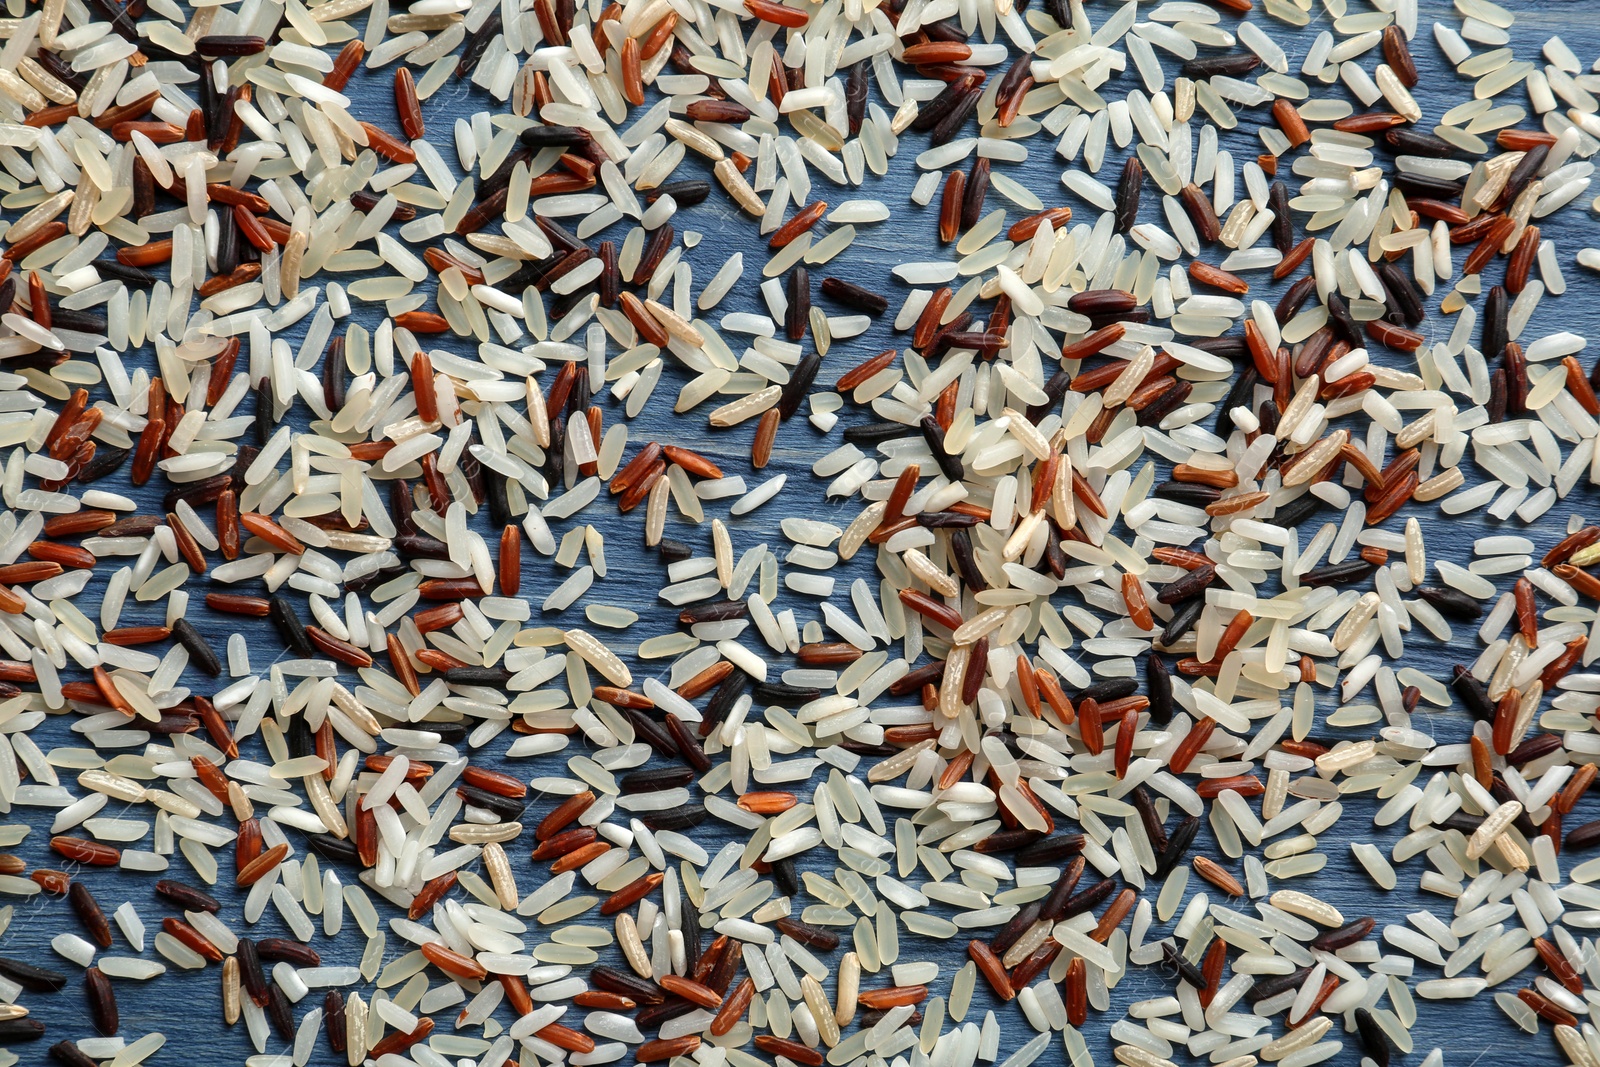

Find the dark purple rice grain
[[679, 600, 749, 624], [325, 990, 347, 1053], [478, 147, 533, 204], [1509, 733, 1564, 766], [948, 527, 987, 593], [1075, 678, 1139, 704], [1181, 53, 1261, 77], [456, 8, 501, 75], [620, 710, 678, 758], [35, 50, 87, 92], [49, 1040, 98, 1067], [1154, 482, 1222, 505], [929, 86, 982, 146], [268, 595, 313, 658], [306, 834, 361, 865], [543, 414, 566, 484], [778, 351, 822, 420], [962, 157, 991, 230], [69, 881, 113, 949], [1311, 916, 1376, 952], [395, 532, 452, 560], [1038, 857, 1087, 922], [237, 938, 269, 1006], [1132, 786, 1169, 852], [918, 415, 964, 483], [785, 267, 809, 342], [1157, 564, 1216, 605], [1066, 288, 1137, 315], [256, 938, 321, 966], [663, 714, 710, 774], [1160, 942, 1205, 989], [1268, 181, 1292, 252], [1136, 380, 1191, 425], [1214, 366, 1258, 436], [681, 897, 703, 970], [196, 34, 267, 55], [0, 957, 67, 992], [705, 940, 742, 994], [1191, 335, 1249, 361], [1377, 262, 1426, 326], [845, 60, 868, 134], [455, 784, 526, 821], [1324, 291, 1362, 347], [819, 276, 887, 316], [483, 467, 512, 529], [95, 258, 158, 287], [1155, 815, 1200, 878], [171, 617, 221, 676], [1486, 366, 1508, 424], [643, 180, 710, 207], [618, 767, 695, 794], [1301, 560, 1379, 586], [444, 666, 513, 686], [1353, 1008, 1391, 1067], [703, 671, 748, 728], [101, 513, 157, 539], [770, 856, 799, 898], [634, 225, 674, 286], [519, 124, 585, 148], [156, 878, 221, 913], [910, 76, 976, 132], [1274, 492, 1324, 532], [85, 967, 117, 1035], [216, 206, 240, 276], [1245, 966, 1313, 1004], [163, 473, 233, 512], [591, 966, 665, 1004], [267, 984, 295, 1041], [996, 52, 1031, 100], [1062, 878, 1116, 919], [535, 216, 586, 256], [1393, 171, 1463, 198], [1114, 156, 1142, 233], [1272, 276, 1317, 328], [598, 240, 619, 307], [1479, 283, 1509, 358], [0, 1018, 45, 1043], [1385, 128, 1457, 157], [916, 510, 981, 529], [76, 446, 129, 483], [655, 539, 692, 565], [1160, 597, 1204, 646], [840, 739, 896, 757], [638, 804, 708, 832], [775, 917, 840, 951], [254, 377, 274, 445], [1177, 183, 1221, 244], [636, 998, 700, 1030], [752, 681, 820, 705], [1417, 587, 1483, 621], [990, 902, 1041, 956], [1505, 143, 1550, 205], [841, 422, 918, 445], [1449, 665, 1496, 722]]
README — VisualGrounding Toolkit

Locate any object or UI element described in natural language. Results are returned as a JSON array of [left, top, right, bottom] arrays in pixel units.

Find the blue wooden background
[[5, 0, 1600, 1064]]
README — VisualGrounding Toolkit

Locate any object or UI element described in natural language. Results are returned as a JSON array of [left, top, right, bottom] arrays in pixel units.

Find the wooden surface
[[5, 0, 1600, 1065]]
